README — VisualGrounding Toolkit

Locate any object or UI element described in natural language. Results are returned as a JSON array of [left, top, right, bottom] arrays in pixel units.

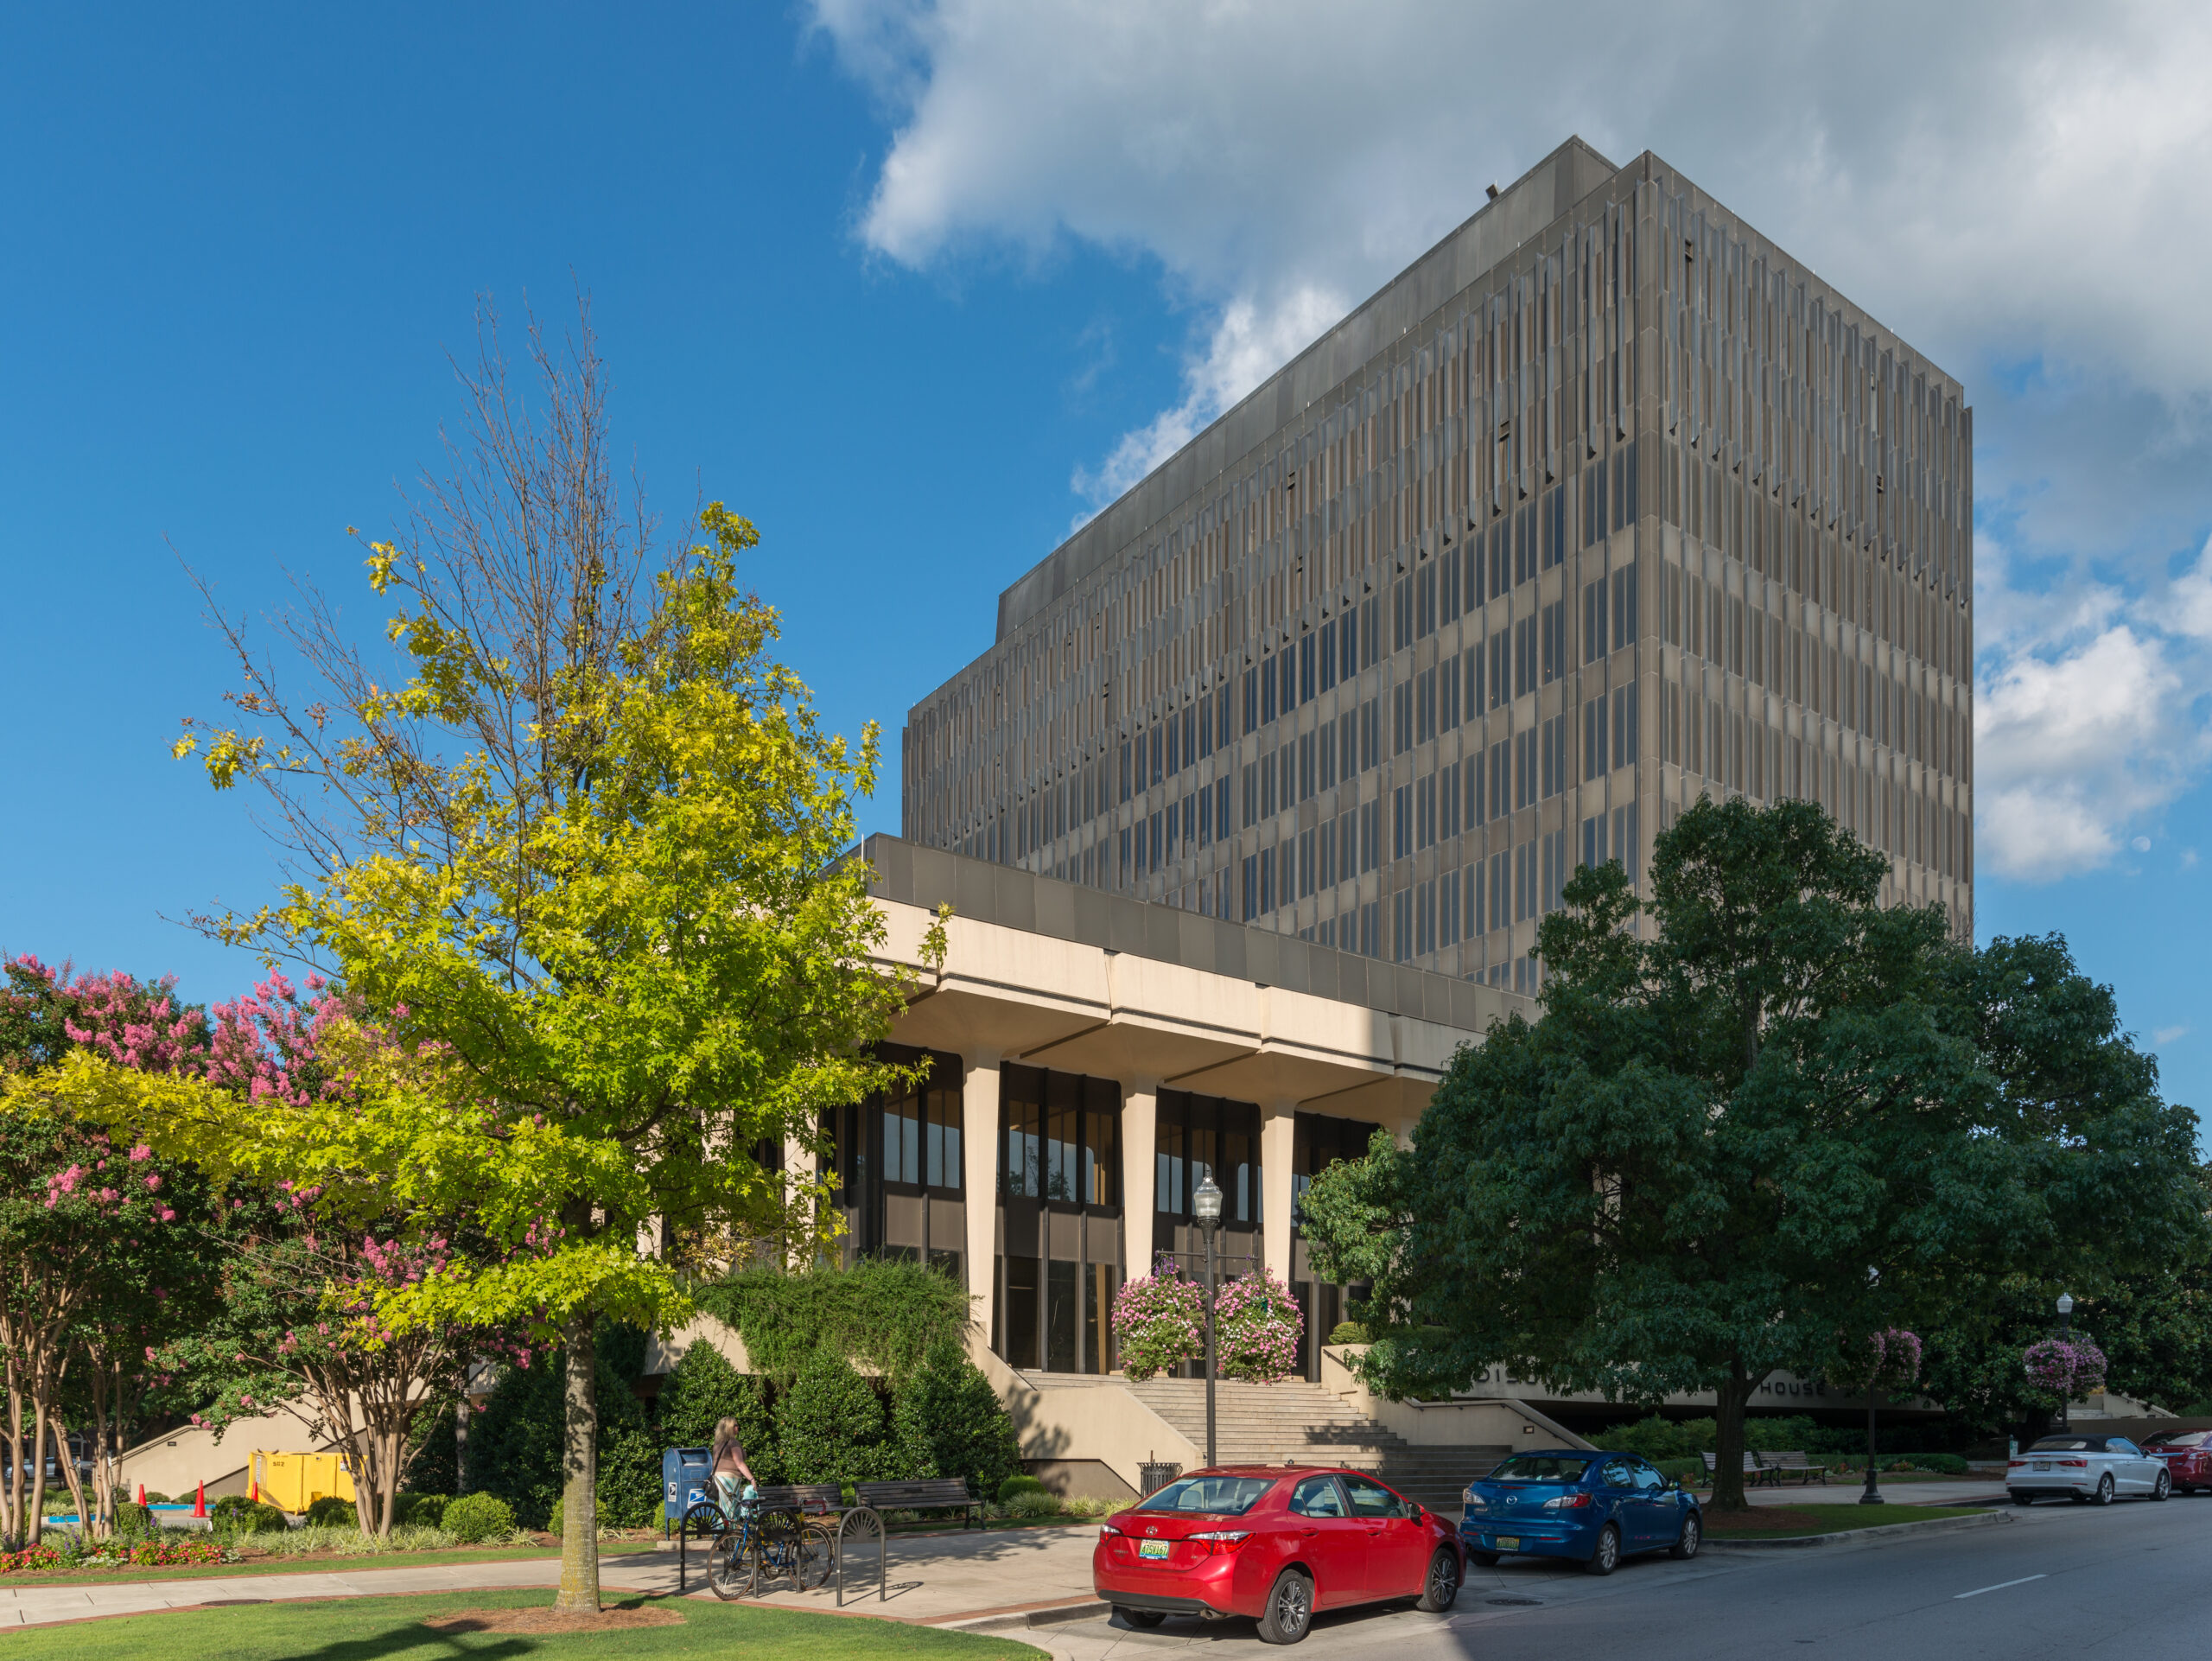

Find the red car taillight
[[1541, 1493, 1594, 1510], [1098, 1524, 1124, 1538], [1187, 1530, 1253, 1556], [2006, 1461, 2025, 1468], [2057, 1459, 2088, 1468]]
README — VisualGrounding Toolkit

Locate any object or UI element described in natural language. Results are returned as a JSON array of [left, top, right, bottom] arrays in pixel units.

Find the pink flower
[[144, 1174, 162, 1191], [129, 1144, 152, 1162], [159, 1208, 175, 1221]]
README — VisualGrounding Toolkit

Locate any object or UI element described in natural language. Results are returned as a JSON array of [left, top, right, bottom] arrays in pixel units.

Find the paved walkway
[[1, 1524, 1106, 1632]]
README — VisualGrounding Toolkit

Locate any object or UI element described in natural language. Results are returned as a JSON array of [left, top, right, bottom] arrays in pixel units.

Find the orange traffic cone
[[194, 1480, 206, 1518], [137, 1483, 147, 1506]]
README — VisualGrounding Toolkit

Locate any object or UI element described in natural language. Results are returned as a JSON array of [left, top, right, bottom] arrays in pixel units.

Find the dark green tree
[[775, 1346, 915, 1487], [1302, 798, 2204, 1511], [655, 1338, 778, 1480], [467, 1323, 660, 1530], [895, 1336, 1022, 1500]]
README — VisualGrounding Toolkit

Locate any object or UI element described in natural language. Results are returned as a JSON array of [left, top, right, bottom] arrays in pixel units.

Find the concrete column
[[1260, 1099, 1299, 1289], [1121, 1078, 1160, 1277], [963, 1052, 1003, 1346]]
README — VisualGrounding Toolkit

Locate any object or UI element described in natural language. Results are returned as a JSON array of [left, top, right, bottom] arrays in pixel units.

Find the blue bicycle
[[682, 1495, 829, 1599]]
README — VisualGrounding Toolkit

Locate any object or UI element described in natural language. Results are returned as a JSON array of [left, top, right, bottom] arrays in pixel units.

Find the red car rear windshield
[[1489, 1455, 1593, 1482], [1136, 1476, 1276, 1516], [2145, 1431, 2209, 1449]]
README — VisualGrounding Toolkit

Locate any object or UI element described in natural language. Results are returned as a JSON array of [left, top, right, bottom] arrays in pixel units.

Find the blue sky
[[3, 3, 2207, 1130]]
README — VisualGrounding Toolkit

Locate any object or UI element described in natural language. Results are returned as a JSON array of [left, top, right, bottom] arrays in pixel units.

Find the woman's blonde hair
[[712, 1417, 744, 1462]]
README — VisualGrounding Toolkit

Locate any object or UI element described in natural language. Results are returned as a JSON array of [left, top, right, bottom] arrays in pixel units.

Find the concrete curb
[[940, 1600, 1110, 1632], [1706, 1509, 2005, 1550]]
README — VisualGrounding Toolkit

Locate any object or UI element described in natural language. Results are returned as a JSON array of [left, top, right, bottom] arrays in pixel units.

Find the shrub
[[658, 1339, 779, 1483], [1903, 1452, 1969, 1475], [898, 1338, 1021, 1502], [1213, 1269, 1302, 1384], [392, 1492, 450, 1528], [141, 1491, 173, 1505], [443, 1492, 514, 1544], [1325, 1321, 1370, 1346], [698, 1257, 971, 1387], [1110, 1259, 1205, 1381], [997, 1474, 1049, 1505], [210, 1494, 289, 1535], [1005, 1490, 1060, 1518], [303, 1495, 356, 1528], [110, 1502, 156, 1538], [1653, 1457, 1703, 1485], [778, 1346, 896, 1486]]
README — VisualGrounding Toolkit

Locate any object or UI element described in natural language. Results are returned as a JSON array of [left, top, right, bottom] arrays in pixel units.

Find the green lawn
[[1703, 1503, 1990, 1538], [7, 1537, 664, 1588], [6, 1588, 1046, 1660]]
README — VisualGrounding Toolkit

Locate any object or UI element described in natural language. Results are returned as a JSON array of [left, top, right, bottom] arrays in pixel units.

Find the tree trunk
[[2, 1348, 22, 1543], [48, 1413, 90, 1542], [1708, 1358, 1763, 1513], [26, 1400, 50, 1545], [552, 1308, 600, 1613]]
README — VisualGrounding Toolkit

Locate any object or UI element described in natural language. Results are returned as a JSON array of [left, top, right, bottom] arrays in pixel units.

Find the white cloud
[[811, 0, 2212, 879], [2153, 1025, 2190, 1046]]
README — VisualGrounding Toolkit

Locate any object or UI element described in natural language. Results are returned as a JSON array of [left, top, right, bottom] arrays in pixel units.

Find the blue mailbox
[[662, 1446, 714, 1529]]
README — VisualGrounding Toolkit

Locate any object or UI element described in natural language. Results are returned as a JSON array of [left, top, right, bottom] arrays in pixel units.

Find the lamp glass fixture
[[1192, 1172, 1224, 1225], [2056, 1293, 2074, 1315]]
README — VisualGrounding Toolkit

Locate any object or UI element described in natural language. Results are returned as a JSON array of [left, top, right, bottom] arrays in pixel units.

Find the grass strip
[[3, 1586, 1048, 1659]]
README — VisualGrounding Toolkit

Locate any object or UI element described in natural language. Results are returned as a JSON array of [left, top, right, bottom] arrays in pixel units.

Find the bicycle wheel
[[682, 1500, 727, 1542], [707, 1531, 753, 1601], [793, 1521, 831, 1591]]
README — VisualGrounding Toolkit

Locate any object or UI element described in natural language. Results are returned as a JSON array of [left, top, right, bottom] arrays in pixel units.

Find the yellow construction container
[[248, 1451, 357, 1512]]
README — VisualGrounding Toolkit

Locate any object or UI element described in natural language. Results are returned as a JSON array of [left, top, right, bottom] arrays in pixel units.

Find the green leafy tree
[[1302, 798, 2203, 1511], [92, 310, 936, 1608], [467, 1322, 658, 1531], [895, 1337, 1022, 1500]]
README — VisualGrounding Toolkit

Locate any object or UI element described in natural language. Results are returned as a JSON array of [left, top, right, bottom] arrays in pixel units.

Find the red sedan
[[1094, 1467, 1463, 1645], [2143, 1429, 2212, 1493]]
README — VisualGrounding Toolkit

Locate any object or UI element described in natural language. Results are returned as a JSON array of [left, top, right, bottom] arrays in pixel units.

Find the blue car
[[1461, 1450, 1700, 1575]]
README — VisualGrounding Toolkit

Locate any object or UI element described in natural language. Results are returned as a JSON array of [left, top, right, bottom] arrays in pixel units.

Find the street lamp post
[[1859, 1387, 1885, 1505], [1193, 1174, 1224, 1469], [2056, 1293, 2075, 1431]]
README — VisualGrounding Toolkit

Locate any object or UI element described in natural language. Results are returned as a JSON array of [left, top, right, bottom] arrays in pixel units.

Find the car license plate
[[1138, 1539, 1170, 1560], [1496, 1537, 1519, 1550], [2032, 1461, 2050, 1472]]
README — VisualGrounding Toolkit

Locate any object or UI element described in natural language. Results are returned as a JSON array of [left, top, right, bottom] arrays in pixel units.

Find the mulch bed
[[1700, 1506, 1828, 1533], [422, 1601, 683, 1634]]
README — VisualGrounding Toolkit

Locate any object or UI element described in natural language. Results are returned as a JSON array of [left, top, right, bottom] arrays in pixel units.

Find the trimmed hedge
[[210, 1494, 288, 1534], [443, 1492, 513, 1543], [997, 1474, 1048, 1505], [900, 1338, 1020, 1502]]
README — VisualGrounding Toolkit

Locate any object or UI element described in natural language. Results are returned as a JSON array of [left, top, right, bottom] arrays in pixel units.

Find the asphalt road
[[1053, 1492, 2212, 1661]]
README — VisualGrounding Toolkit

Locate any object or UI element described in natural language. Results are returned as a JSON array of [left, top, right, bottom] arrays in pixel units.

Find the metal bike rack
[[835, 1505, 885, 1607]]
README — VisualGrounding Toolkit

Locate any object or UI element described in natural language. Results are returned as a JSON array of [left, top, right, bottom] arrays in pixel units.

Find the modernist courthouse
[[823, 138, 1976, 1491], [901, 137, 1974, 991]]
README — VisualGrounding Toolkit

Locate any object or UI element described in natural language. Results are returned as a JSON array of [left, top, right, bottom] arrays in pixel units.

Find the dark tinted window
[[1342, 1474, 1409, 1518], [1599, 1458, 1636, 1488], [1287, 1477, 1346, 1518], [1489, 1455, 1592, 1483], [1140, 1476, 1276, 1516], [1630, 1461, 1668, 1492]]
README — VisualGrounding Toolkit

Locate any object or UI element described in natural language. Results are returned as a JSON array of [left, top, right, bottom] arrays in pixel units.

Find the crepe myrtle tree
[[1299, 798, 2205, 1512], [0, 958, 222, 1543], [138, 304, 938, 1610]]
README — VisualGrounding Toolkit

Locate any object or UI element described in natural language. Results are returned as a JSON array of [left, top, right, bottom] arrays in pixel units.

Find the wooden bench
[[1762, 1451, 1829, 1486], [852, 1478, 983, 1531], [1700, 1451, 1780, 1487], [755, 1482, 846, 1517]]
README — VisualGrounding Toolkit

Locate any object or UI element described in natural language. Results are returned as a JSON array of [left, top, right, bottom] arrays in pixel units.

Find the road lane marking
[[1955, 1574, 2046, 1600]]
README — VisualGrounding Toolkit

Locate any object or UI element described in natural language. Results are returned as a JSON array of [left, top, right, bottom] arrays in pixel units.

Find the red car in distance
[[2142, 1429, 2212, 1493], [1094, 1467, 1463, 1645]]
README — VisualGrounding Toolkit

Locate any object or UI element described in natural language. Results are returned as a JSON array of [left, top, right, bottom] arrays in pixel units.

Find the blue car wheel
[[1669, 1511, 1700, 1560]]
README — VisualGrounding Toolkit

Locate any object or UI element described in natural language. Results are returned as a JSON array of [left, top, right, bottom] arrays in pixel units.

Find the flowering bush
[[0, 1544, 64, 1574], [1212, 1270, 1303, 1384], [1110, 1258, 1205, 1380], [0, 1537, 238, 1574], [2024, 1335, 2107, 1403]]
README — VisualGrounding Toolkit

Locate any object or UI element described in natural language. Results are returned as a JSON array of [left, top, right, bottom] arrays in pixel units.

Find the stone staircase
[[1023, 1371, 1509, 1513]]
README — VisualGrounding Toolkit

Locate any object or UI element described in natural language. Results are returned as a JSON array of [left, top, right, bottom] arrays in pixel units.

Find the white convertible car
[[2007, 1434, 2172, 1505]]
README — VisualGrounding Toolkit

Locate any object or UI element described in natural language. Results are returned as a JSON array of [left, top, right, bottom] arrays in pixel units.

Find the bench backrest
[[1767, 1451, 1814, 1467], [854, 1479, 976, 1507], [1699, 1451, 1764, 1472], [754, 1482, 844, 1512]]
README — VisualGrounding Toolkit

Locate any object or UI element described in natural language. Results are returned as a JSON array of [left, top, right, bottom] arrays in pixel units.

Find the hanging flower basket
[[1830, 1327, 1923, 1394], [1213, 1269, 1304, 1384], [1110, 1257, 1205, 1381], [2024, 1336, 2107, 1403]]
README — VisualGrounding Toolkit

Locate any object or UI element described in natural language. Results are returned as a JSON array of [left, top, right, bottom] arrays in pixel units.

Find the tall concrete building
[[902, 137, 1974, 993]]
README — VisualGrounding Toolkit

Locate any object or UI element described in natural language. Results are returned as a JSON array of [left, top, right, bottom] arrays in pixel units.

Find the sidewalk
[[1, 1523, 1106, 1632], [1738, 1478, 2007, 1507]]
